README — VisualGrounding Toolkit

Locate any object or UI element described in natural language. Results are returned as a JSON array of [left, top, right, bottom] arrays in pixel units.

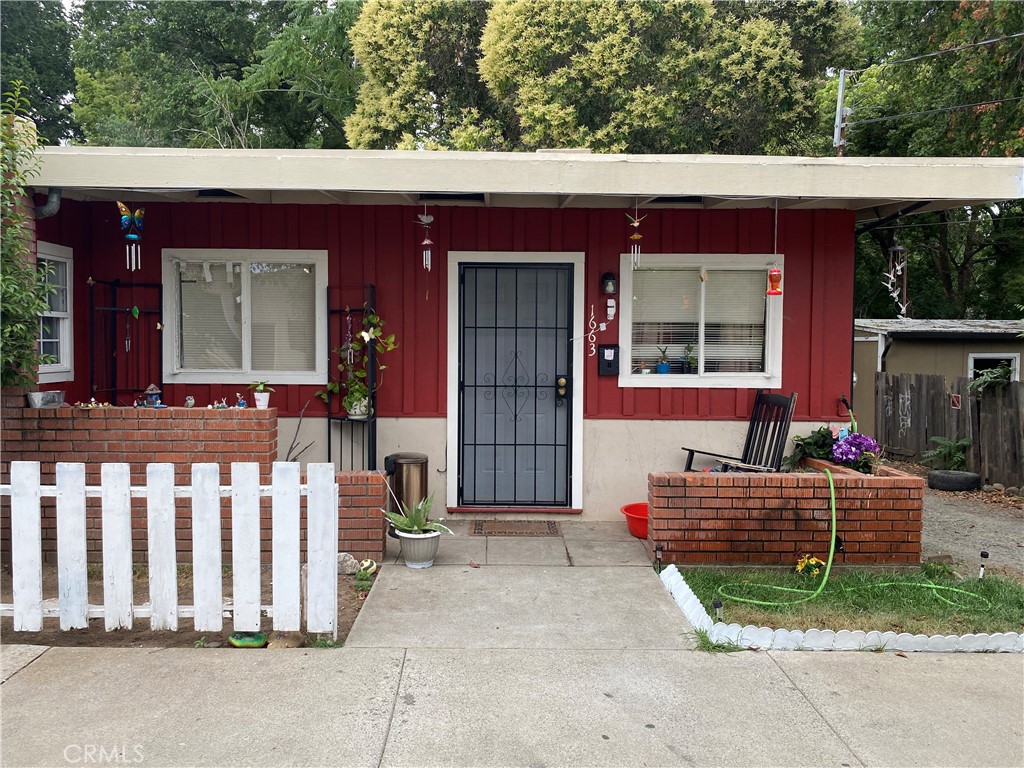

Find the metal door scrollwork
[[483, 351, 550, 422]]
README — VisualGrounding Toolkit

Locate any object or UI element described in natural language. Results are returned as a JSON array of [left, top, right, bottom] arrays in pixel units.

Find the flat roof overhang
[[33, 147, 1023, 223]]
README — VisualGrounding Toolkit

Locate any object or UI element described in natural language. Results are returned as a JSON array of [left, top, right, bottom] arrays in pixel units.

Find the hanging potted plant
[[382, 494, 452, 569], [318, 307, 398, 418], [248, 380, 275, 409]]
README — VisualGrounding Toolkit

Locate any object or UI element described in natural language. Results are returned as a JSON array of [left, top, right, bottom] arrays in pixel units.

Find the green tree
[[846, 1, 1024, 320], [0, 1, 78, 144], [73, 0, 346, 148], [851, 0, 1023, 157], [478, 0, 714, 153], [1, 84, 53, 388], [346, 0, 505, 150]]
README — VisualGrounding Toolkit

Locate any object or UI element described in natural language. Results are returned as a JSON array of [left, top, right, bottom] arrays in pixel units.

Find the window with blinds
[[631, 267, 766, 374], [620, 253, 782, 388], [166, 250, 325, 381], [37, 244, 74, 381]]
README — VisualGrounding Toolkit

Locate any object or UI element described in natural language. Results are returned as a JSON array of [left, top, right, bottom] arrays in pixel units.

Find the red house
[[25, 148, 1022, 519]]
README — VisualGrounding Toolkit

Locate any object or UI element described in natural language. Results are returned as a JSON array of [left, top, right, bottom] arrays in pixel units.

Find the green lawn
[[680, 566, 1024, 636]]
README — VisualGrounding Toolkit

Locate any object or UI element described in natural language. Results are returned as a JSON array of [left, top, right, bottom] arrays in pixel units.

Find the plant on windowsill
[[656, 346, 671, 374], [680, 343, 697, 374], [381, 494, 453, 569], [317, 307, 398, 419], [248, 380, 275, 409]]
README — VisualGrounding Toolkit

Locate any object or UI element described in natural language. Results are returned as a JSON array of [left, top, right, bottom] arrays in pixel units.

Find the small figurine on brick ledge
[[184, 395, 195, 408], [236, 392, 247, 408], [144, 383, 161, 407]]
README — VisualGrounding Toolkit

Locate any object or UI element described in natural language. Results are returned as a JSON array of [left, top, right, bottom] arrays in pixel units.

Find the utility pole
[[832, 69, 851, 157]]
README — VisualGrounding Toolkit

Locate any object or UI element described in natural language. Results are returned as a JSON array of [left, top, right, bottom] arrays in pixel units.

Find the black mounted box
[[598, 345, 619, 376]]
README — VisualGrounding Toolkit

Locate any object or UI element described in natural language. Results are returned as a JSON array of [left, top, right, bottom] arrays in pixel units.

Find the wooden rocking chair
[[682, 390, 798, 472]]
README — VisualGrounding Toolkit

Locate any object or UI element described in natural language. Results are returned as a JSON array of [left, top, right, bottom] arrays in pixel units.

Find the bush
[[1, 82, 52, 389]]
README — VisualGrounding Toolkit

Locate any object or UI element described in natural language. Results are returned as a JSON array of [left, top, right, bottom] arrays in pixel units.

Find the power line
[[864, 215, 1024, 232], [851, 32, 1024, 74], [848, 96, 1024, 127]]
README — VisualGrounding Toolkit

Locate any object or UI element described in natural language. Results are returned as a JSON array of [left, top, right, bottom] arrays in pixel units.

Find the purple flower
[[832, 432, 879, 468]]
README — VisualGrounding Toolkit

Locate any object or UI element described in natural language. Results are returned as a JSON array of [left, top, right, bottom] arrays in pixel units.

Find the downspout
[[34, 187, 62, 219]]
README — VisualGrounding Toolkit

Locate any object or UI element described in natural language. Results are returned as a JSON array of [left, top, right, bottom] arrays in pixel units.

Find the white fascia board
[[36, 148, 1023, 204]]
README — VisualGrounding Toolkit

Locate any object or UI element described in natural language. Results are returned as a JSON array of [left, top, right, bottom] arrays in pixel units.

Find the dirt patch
[[0, 565, 371, 649], [883, 461, 1024, 583]]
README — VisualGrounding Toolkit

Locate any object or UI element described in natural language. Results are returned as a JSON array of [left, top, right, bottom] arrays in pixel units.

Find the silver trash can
[[384, 453, 429, 536]]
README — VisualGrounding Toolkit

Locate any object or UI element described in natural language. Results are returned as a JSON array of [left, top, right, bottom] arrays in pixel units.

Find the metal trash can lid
[[384, 452, 428, 464]]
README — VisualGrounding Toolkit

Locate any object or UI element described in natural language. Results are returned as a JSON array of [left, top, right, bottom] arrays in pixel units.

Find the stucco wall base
[[308, 418, 835, 522]]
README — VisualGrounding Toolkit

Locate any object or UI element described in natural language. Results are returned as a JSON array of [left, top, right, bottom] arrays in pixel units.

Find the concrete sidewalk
[[3, 642, 1022, 767], [2, 522, 1023, 767]]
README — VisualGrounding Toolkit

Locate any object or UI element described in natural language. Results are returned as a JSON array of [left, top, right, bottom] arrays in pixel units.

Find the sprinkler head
[[712, 598, 724, 621], [979, 551, 989, 581]]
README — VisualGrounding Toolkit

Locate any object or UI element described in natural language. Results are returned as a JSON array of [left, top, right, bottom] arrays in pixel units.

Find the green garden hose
[[716, 468, 992, 611]]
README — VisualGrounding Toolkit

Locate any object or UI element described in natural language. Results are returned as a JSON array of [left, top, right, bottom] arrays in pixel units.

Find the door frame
[[446, 251, 585, 509]]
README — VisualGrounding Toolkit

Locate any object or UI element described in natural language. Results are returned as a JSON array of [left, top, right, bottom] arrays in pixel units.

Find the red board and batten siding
[[36, 200, 854, 422]]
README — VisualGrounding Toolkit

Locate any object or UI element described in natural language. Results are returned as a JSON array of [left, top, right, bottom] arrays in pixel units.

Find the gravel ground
[[922, 490, 1024, 581], [889, 459, 1024, 581]]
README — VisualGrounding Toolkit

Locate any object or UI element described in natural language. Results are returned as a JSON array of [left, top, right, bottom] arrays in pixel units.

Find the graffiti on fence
[[898, 393, 912, 438]]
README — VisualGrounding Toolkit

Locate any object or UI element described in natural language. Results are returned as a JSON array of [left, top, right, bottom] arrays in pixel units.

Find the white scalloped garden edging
[[659, 565, 1023, 653]]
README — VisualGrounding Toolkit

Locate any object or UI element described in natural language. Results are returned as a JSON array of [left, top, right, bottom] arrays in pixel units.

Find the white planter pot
[[253, 391, 271, 410], [347, 397, 369, 420], [396, 530, 441, 569]]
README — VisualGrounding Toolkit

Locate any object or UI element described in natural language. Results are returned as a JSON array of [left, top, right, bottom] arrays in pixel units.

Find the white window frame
[[37, 241, 74, 384], [162, 249, 328, 385], [967, 352, 1020, 381], [618, 253, 783, 389]]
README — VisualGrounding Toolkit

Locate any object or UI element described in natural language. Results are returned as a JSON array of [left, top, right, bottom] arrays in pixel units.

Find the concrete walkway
[[2, 522, 1023, 767]]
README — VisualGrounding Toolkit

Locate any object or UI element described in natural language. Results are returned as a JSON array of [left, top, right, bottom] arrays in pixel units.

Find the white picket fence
[[0, 461, 339, 636]]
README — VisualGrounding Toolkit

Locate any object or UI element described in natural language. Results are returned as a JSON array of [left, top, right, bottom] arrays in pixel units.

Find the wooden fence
[[0, 461, 339, 635], [875, 373, 1023, 487]]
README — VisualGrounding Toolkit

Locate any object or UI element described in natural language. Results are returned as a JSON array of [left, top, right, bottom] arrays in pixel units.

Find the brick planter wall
[[648, 462, 923, 566], [1, 391, 387, 564]]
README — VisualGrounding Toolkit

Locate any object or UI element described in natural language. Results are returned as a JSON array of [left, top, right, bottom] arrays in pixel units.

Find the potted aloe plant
[[248, 380, 274, 409], [381, 494, 452, 569]]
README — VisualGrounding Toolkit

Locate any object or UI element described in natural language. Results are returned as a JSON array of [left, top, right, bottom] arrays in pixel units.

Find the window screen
[[250, 262, 316, 371], [179, 262, 242, 369], [704, 270, 766, 373]]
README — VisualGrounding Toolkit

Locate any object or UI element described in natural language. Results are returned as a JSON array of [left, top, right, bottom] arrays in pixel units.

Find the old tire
[[927, 470, 981, 492]]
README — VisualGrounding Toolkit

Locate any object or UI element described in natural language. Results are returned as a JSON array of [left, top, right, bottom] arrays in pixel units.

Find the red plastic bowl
[[620, 502, 649, 539]]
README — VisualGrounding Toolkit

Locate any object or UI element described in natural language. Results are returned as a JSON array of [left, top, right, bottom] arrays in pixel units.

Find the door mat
[[471, 521, 561, 537]]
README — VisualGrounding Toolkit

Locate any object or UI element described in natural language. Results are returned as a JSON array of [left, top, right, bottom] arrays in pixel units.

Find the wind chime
[[883, 240, 910, 318], [417, 207, 434, 272], [626, 202, 645, 267], [115, 202, 144, 354], [117, 201, 145, 271]]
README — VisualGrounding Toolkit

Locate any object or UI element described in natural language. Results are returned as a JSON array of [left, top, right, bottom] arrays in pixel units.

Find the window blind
[[631, 268, 699, 371], [250, 263, 316, 371], [704, 270, 766, 372], [179, 262, 242, 370]]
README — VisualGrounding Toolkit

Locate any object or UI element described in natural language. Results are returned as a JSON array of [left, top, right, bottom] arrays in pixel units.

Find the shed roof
[[855, 319, 1024, 340], [33, 147, 1023, 222]]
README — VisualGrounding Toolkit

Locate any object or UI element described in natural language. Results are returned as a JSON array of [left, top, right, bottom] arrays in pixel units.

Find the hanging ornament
[[886, 242, 910, 318], [117, 201, 144, 271], [416, 207, 434, 272], [766, 265, 783, 296], [626, 202, 645, 268]]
